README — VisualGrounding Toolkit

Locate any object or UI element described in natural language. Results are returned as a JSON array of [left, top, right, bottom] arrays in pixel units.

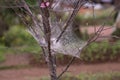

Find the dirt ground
[[0, 48, 120, 80], [0, 62, 120, 80]]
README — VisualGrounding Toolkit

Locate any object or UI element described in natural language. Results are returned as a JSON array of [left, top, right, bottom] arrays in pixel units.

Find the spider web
[[47, 0, 87, 57], [0, 0, 88, 58]]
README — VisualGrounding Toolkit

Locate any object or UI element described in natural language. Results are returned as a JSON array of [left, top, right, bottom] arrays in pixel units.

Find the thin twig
[[86, 5, 116, 44], [56, 0, 86, 42], [57, 57, 76, 80]]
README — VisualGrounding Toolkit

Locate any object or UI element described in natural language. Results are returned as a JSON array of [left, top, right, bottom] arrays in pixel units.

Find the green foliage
[[31, 39, 120, 64], [59, 75, 79, 80], [81, 41, 120, 62], [41, 72, 120, 80], [0, 10, 16, 25], [77, 72, 120, 80], [76, 14, 114, 26], [1, 25, 120, 63], [77, 7, 115, 26], [0, 52, 5, 63], [0, 25, 42, 63], [0, 45, 7, 62], [41, 77, 49, 80], [25, 0, 37, 5], [3, 25, 36, 47]]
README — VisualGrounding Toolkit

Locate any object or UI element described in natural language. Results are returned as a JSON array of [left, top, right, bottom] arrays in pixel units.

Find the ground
[[0, 62, 120, 80]]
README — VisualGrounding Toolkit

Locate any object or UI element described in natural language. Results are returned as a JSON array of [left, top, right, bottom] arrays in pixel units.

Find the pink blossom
[[40, 1, 50, 8]]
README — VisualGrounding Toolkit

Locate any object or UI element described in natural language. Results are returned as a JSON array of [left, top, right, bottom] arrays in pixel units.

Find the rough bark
[[39, 1, 57, 80]]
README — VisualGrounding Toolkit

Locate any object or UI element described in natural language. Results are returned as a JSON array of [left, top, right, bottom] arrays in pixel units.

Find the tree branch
[[56, 0, 86, 42], [57, 57, 76, 79]]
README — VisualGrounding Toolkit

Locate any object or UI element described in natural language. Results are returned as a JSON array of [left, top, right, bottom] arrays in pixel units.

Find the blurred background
[[0, 0, 120, 80]]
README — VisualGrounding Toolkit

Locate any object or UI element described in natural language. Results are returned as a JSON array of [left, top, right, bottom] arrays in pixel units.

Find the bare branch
[[56, 0, 86, 42], [57, 57, 76, 79]]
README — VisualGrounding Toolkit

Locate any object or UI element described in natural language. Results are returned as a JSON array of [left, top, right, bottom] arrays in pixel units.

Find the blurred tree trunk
[[0, 18, 9, 37], [114, 0, 120, 11], [114, 11, 120, 29], [113, 0, 120, 29], [111, 0, 120, 39]]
